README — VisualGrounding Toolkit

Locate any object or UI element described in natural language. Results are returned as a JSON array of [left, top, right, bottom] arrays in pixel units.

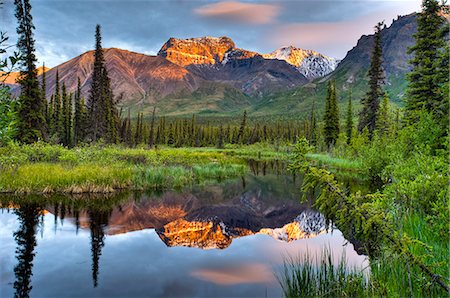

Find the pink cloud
[[194, 1, 281, 25], [191, 262, 275, 285]]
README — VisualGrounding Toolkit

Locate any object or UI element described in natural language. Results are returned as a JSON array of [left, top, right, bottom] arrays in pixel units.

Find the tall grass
[[278, 249, 369, 298], [306, 153, 362, 171], [133, 164, 247, 190], [0, 163, 133, 193], [193, 164, 246, 182]]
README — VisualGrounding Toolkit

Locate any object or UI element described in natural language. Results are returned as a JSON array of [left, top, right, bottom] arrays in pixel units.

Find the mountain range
[[7, 13, 418, 118]]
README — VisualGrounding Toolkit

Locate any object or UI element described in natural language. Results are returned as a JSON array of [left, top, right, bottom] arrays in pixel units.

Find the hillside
[[250, 14, 417, 118]]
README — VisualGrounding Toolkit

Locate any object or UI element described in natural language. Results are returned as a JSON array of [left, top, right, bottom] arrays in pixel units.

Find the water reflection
[[1, 174, 367, 297], [12, 204, 44, 298], [88, 209, 110, 288]]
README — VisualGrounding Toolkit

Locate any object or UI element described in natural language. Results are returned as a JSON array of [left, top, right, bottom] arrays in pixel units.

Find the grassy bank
[[0, 142, 272, 193]]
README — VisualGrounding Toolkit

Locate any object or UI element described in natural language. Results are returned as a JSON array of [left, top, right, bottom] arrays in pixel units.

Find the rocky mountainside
[[251, 13, 418, 117], [262, 46, 338, 79], [332, 13, 417, 94], [158, 36, 309, 96], [2, 66, 50, 86], [41, 48, 202, 103], [158, 36, 236, 67]]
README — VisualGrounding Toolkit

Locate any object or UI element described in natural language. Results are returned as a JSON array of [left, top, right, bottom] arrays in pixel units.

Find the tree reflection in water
[[88, 209, 110, 288], [13, 204, 44, 298]]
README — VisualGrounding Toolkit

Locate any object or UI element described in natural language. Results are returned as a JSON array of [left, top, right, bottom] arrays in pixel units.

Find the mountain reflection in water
[[0, 174, 367, 297]]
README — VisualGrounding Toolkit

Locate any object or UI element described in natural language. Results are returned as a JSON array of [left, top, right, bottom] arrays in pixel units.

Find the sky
[[1, 0, 422, 67]]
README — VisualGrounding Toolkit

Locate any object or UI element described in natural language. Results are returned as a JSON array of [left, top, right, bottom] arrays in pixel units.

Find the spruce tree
[[345, 91, 353, 144], [14, 0, 47, 143], [125, 109, 132, 147], [405, 0, 448, 128], [73, 77, 83, 145], [376, 92, 391, 136], [235, 110, 247, 144], [148, 107, 156, 148], [41, 63, 49, 126], [87, 25, 118, 143], [61, 83, 72, 146], [48, 94, 54, 133], [358, 21, 384, 138], [323, 80, 339, 148], [309, 99, 317, 146], [52, 70, 62, 139]]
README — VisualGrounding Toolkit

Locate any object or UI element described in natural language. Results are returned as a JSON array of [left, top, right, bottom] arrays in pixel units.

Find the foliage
[[323, 81, 339, 148], [406, 0, 449, 128], [0, 143, 273, 193], [14, 0, 47, 143], [345, 91, 353, 144], [0, 86, 18, 145], [279, 249, 369, 298], [358, 22, 384, 138], [86, 25, 119, 143], [290, 124, 449, 295]]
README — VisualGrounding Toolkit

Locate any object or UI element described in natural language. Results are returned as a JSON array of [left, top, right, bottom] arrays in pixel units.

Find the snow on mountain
[[263, 46, 339, 80]]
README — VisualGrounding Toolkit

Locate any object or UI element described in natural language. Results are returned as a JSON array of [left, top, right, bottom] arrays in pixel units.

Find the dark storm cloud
[[1, 0, 421, 67]]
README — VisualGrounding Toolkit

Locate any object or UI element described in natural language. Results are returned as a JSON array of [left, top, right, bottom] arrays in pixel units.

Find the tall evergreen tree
[[323, 80, 339, 148], [148, 107, 156, 148], [86, 25, 118, 143], [345, 91, 353, 144], [376, 92, 391, 136], [358, 21, 385, 138], [61, 83, 72, 146], [52, 70, 62, 138], [73, 77, 83, 145], [41, 63, 49, 126], [235, 110, 247, 144], [309, 99, 317, 146], [405, 0, 448, 128], [14, 0, 47, 143]]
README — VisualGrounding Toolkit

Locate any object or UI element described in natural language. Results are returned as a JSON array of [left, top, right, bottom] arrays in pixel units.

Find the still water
[[1, 169, 367, 297]]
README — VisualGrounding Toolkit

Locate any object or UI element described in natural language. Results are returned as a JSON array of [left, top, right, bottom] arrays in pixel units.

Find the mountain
[[251, 13, 418, 118], [158, 36, 309, 97], [158, 36, 236, 67], [8, 14, 418, 118], [157, 210, 327, 249], [262, 46, 338, 80], [34, 36, 338, 115], [42, 48, 202, 103], [1, 66, 50, 85]]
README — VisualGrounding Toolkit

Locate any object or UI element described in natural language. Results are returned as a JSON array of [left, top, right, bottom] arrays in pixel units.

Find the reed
[[278, 249, 369, 298]]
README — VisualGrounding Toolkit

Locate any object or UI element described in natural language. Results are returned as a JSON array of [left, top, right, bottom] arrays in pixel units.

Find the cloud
[[194, 1, 281, 25], [191, 262, 275, 285]]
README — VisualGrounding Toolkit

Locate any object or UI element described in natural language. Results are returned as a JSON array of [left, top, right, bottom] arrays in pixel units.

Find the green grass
[[306, 153, 362, 171], [0, 142, 261, 193], [278, 249, 370, 298], [372, 210, 449, 297], [0, 142, 366, 194], [0, 163, 133, 193]]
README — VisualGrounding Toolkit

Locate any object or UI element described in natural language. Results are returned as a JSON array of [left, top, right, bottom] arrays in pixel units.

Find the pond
[[0, 166, 368, 297]]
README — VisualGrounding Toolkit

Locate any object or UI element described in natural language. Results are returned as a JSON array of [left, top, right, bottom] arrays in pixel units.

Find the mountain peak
[[158, 36, 236, 67], [263, 46, 338, 79]]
